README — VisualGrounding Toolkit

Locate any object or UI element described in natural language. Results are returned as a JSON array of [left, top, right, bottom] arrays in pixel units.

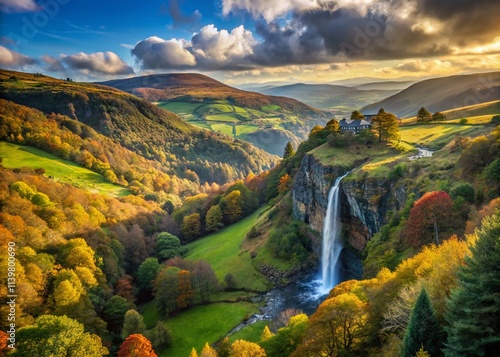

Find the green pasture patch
[[0, 141, 129, 196]]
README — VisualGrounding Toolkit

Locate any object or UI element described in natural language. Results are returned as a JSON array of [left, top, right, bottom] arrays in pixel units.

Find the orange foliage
[[404, 191, 454, 247], [118, 334, 157, 357]]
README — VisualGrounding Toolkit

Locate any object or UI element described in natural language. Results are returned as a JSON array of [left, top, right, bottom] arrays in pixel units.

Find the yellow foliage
[[230, 339, 266, 357]]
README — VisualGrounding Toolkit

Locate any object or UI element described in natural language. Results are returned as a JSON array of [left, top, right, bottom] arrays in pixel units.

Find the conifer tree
[[189, 348, 199, 357], [217, 337, 231, 357], [444, 212, 500, 356], [261, 325, 274, 341], [283, 142, 295, 159], [401, 288, 443, 357], [200, 342, 218, 357]]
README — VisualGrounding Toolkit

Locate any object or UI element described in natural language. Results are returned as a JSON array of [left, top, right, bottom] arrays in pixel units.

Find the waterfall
[[321, 171, 350, 293]]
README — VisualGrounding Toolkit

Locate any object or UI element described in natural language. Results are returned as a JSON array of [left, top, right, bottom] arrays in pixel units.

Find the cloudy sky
[[1, 0, 499, 84]]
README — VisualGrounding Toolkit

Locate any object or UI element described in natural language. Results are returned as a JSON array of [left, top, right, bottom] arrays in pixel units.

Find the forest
[[0, 70, 500, 357]]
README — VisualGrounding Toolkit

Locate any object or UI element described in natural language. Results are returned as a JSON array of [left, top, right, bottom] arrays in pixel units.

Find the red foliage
[[118, 334, 157, 357], [404, 191, 454, 248]]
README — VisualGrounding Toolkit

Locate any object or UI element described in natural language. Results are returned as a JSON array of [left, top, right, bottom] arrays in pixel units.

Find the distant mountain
[[353, 81, 414, 91], [362, 72, 500, 118], [99, 73, 324, 116], [0, 69, 277, 184], [330, 76, 418, 87], [100, 73, 329, 156], [259, 83, 398, 115]]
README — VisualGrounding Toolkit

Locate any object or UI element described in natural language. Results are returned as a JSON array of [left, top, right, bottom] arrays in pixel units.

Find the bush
[[490, 115, 500, 125], [459, 118, 468, 124], [389, 164, 406, 181], [450, 182, 475, 204]]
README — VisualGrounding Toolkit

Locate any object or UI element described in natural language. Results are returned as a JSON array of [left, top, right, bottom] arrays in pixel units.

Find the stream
[[229, 273, 326, 334]]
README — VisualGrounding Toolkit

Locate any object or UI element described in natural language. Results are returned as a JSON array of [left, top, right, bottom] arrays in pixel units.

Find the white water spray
[[321, 171, 350, 293]]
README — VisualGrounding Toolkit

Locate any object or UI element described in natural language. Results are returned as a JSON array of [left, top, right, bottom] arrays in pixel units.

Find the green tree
[[121, 309, 146, 339], [261, 314, 308, 357], [146, 321, 172, 351], [417, 107, 432, 122], [205, 205, 224, 232], [350, 110, 365, 120], [137, 257, 161, 291], [283, 142, 295, 159], [401, 288, 443, 357], [13, 315, 108, 357], [371, 108, 400, 142], [154, 266, 180, 317], [218, 336, 231, 357], [103, 295, 129, 332], [431, 112, 446, 121], [450, 182, 475, 204], [155, 232, 184, 261], [444, 212, 500, 356]]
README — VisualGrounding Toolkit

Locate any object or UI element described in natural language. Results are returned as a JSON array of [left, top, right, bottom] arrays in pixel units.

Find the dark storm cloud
[[161, 0, 202, 28]]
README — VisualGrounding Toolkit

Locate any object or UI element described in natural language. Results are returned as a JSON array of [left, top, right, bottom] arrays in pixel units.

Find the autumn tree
[[431, 111, 446, 121], [261, 325, 274, 341], [220, 190, 242, 224], [371, 108, 400, 142], [404, 191, 454, 247], [201, 342, 218, 357], [206, 205, 224, 233], [176, 270, 194, 309], [278, 174, 291, 194], [192, 260, 219, 303], [283, 142, 295, 159], [401, 288, 443, 357], [292, 293, 368, 357], [182, 213, 201, 241], [121, 309, 146, 339], [417, 107, 431, 122], [351, 110, 365, 119], [218, 337, 231, 357], [118, 334, 157, 357], [444, 212, 500, 356], [230, 339, 266, 357], [13, 315, 108, 357], [261, 314, 308, 357]]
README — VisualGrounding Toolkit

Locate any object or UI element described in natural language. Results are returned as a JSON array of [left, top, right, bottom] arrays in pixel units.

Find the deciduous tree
[[121, 309, 146, 339], [417, 107, 431, 122], [118, 334, 157, 357], [206, 205, 224, 232], [230, 339, 266, 357], [404, 191, 454, 247], [371, 108, 400, 142], [13, 315, 108, 357], [182, 213, 201, 241]]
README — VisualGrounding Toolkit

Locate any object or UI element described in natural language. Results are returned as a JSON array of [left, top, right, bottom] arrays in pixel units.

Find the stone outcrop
[[292, 153, 408, 251]]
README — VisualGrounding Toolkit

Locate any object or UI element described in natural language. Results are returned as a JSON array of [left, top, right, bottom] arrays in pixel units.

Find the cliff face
[[292, 153, 407, 251]]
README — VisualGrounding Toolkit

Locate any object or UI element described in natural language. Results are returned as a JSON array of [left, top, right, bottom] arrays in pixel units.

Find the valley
[[1, 67, 499, 357]]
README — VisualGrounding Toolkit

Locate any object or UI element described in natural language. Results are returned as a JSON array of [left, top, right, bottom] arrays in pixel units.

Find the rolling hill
[[258, 83, 399, 115], [99, 73, 329, 156], [361, 71, 500, 118], [0, 69, 276, 185]]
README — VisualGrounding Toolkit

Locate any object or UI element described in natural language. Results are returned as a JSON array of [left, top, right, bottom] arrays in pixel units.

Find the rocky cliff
[[292, 153, 407, 251]]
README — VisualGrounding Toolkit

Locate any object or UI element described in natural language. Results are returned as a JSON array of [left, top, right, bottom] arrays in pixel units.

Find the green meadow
[[0, 141, 130, 196]]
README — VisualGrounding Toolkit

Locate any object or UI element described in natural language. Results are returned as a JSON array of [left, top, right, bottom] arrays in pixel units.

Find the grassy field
[[0, 141, 130, 196], [228, 320, 269, 343], [142, 301, 259, 357], [399, 123, 491, 149], [185, 207, 270, 291]]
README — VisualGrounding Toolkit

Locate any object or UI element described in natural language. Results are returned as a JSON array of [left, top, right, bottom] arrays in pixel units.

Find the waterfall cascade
[[320, 171, 350, 293]]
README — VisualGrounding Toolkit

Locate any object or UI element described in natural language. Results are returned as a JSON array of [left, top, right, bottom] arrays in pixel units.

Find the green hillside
[[0, 69, 277, 184], [0, 141, 129, 196], [100, 73, 329, 156]]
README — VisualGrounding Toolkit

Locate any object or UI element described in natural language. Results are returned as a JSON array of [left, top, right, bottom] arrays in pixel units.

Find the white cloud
[[131, 36, 196, 69], [0, 45, 37, 68], [0, 0, 39, 13], [222, 0, 319, 21], [191, 25, 255, 69], [61, 51, 134, 75]]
